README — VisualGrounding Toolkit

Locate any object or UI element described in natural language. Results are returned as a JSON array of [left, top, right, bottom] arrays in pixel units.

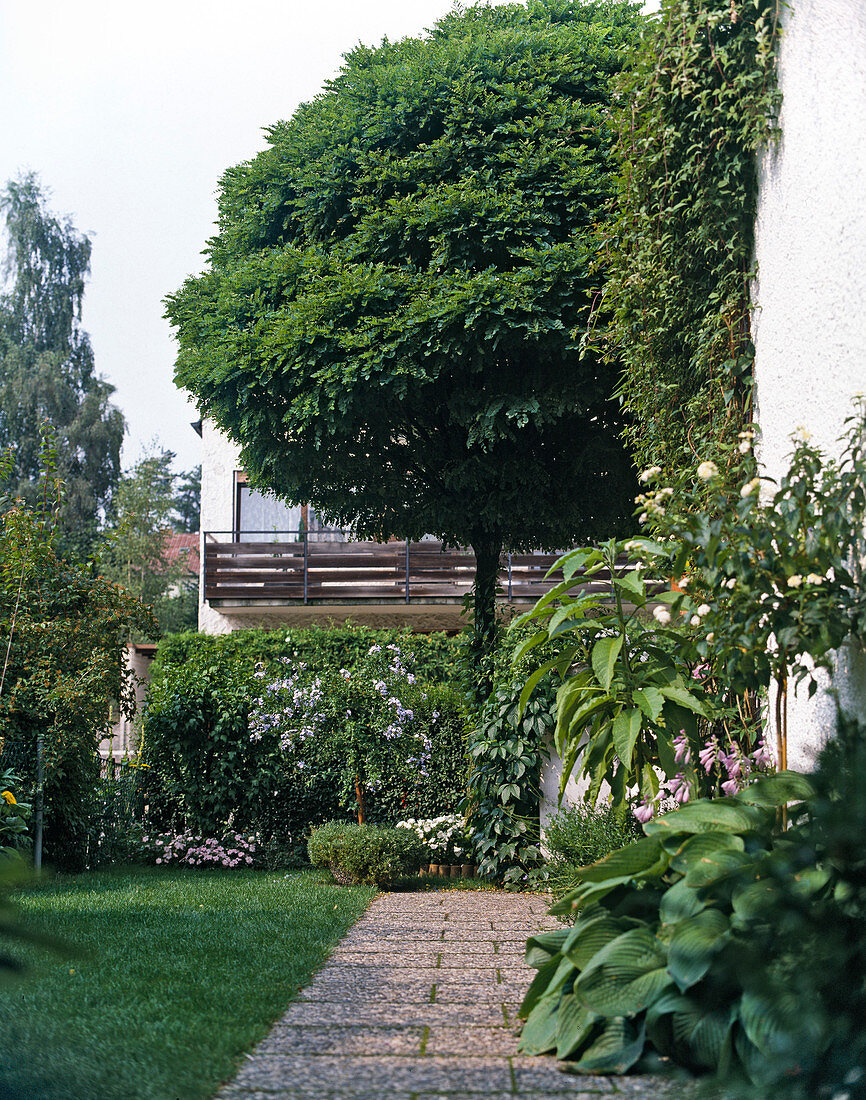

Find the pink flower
[[669, 774, 691, 804], [633, 801, 655, 824], [751, 741, 775, 769], [721, 751, 742, 779], [699, 737, 719, 774], [722, 778, 740, 797], [673, 733, 691, 764]]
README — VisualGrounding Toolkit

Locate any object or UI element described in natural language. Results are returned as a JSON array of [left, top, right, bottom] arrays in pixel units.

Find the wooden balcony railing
[[203, 532, 609, 605]]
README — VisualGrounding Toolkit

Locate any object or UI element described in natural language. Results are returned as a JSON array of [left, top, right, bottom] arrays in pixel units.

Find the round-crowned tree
[[166, 0, 642, 678]]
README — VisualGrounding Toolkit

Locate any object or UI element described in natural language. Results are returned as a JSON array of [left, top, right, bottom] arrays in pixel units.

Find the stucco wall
[[198, 419, 243, 633], [752, 0, 866, 769]]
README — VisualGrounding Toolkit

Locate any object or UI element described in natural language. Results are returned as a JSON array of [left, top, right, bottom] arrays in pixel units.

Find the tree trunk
[[470, 538, 503, 703], [354, 773, 367, 825]]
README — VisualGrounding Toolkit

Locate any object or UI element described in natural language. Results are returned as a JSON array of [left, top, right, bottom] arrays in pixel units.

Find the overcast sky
[[0, 0, 656, 475], [0, 0, 494, 472]]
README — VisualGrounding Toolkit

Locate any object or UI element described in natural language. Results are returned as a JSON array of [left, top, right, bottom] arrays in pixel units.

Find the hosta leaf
[[669, 832, 744, 875], [672, 1003, 734, 1071], [555, 993, 597, 1060], [667, 909, 730, 990], [740, 988, 825, 1060], [682, 848, 754, 888], [551, 876, 635, 916], [517, 954, 563, 1018], [566, 1016, 647, 1075], [591, 635, 623, 691], [734, 770, 815, 808], [659, 878, 707, 924], [612, 707, 642, 769], [576, 928, 668, 1017], [517, 990, 560, 1055], [644, 798, 764, 837], [525, 928, 569, 970], [563, 913, 631, 971], [658, 685, 708, 716], [572, 836, 665, 883]]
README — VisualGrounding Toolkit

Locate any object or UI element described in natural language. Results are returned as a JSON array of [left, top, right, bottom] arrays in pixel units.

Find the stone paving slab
[[217, 889, 696, 1100]]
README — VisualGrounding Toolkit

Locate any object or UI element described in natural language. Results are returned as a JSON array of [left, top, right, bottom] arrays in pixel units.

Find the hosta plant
[[517, 771, 815, 1081]]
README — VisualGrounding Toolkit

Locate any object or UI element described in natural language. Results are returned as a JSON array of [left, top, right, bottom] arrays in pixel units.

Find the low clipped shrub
[[308, 821, 425, 886]]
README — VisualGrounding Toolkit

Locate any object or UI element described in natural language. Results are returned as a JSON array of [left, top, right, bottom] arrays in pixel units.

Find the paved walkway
[[218, 890, 691, 1099]]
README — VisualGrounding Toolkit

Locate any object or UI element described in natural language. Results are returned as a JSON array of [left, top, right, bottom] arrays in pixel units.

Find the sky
[[0, 0, 657, 475], [0, 0, 497, 473]]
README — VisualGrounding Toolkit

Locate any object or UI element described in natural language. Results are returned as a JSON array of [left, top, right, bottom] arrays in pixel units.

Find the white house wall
[[752, 0, 866, 769], [199, 419, 243, 634]]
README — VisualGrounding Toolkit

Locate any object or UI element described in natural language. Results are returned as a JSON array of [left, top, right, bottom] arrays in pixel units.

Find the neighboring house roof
[[162, 531, 200, 576]]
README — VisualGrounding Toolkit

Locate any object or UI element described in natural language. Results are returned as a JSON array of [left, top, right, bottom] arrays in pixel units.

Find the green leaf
[[567, 1016, 647, 1075], [668, 831, 745, 877], [613, 569, 646, 602], [517, 658, 560, 717], [740, 989, 824, 1059], [644, 798, 765, 837], [667, 909, 729, 990], [576, 928, 668, 1017], [591, 635, 623, 691], [671, 1002, 734, 1071], [633, 686, 664, 722], [555, 993, 596, 1060], [517, 990, 560, 1055], [573, 836, 665, 884], [563, 913, 631, 970], [612, 707, 642, 770], [733, 770, 815, 808], [525, 929, 569, 970], [659, 877, 706, 925], [731, 878, 780, 922], [657, 685, 707, 717]]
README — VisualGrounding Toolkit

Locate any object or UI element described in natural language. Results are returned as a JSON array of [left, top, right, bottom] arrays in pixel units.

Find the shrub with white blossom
[[395, 814, 472, 863]]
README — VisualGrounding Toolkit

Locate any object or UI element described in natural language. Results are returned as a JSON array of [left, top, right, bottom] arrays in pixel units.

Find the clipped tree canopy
[[166, 0, 642, 648]]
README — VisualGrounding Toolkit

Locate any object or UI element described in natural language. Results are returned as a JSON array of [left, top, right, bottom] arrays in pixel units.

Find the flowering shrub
[[395, 814, 471, 864], [141, 831, 257, 868], [248, 643, 438, 824]]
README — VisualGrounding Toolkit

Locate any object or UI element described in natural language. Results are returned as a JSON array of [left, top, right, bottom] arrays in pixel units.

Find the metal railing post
[[303, 529, 309, 604], [508, 552, 513, 600], [405, 541, 410, 603]]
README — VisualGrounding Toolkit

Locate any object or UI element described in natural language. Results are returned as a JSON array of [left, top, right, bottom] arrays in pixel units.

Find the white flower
[[697, 461, 719, 482], [793, 424, 812, 443], [826, 566, 836, 582], [740, 478, 760, 498], [706, 632, 715, 642], [638, 512, 648, 524], [787, 574, 803, 589], [738, 440, 751, 454], [679, 576, 690, 589], [653, 606, 671, 626], [690, 615, 702, 627], [725, 576, 737, 589], [697, 604, 711, 617], [805, 573, 823, 585], [639, 465, 662, 483]]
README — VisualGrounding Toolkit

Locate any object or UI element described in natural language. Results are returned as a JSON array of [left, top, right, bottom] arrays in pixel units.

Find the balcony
[[202, 532, 599, 607]]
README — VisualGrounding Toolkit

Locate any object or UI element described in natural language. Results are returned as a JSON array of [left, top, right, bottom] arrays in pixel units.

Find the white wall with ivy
[[753, 0, 866, 769]]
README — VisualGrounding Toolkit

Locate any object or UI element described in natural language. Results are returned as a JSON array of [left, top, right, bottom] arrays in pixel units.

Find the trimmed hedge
[[308, 820, 425, 886], [140, 626, 468, 845]]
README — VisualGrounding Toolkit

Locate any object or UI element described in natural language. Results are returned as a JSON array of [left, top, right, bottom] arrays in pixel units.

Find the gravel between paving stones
[[216, 890, 698, 1100]]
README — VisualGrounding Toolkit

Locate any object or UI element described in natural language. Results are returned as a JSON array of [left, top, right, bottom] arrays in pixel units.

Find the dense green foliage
[[100, 447, 198, 636], [598, 0, 782, 491], [542, 802, 640, 899], [165, 0, 642, 656], [308, 820, 425, 886], [518, 772, 813, 1079], [0, 868, 373, 1098], [0, 175, 124, 556], [141, 627, 468, 845], [0, 483, 154, 869]]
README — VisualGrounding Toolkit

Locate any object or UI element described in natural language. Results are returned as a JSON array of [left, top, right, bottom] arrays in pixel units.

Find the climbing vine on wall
[[595, 0, 783, 491]]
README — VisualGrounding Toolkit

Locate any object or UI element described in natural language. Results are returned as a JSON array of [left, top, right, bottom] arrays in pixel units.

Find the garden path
[[217, 890, 691, 1100]]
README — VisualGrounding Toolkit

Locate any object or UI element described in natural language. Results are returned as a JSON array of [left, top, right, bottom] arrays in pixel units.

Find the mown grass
[[0, 867, 374, 1100]]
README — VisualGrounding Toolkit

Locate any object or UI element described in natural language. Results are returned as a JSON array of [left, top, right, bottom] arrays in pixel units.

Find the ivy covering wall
[[597, 0, 783, 489]]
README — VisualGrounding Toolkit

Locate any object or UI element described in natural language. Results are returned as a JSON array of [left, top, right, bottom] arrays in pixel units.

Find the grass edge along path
[[0, 867, 375, 1100]]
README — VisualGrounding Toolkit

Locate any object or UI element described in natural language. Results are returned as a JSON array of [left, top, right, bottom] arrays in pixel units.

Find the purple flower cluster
[[142, 831, 256, 868], [633, 730, 776, 823]]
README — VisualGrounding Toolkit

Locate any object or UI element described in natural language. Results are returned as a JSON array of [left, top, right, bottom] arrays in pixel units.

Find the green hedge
[[140, 627, 467, 845]]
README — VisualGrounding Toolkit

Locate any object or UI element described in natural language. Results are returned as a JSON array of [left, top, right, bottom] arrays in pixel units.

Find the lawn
[[0, 867, 375, 1100]]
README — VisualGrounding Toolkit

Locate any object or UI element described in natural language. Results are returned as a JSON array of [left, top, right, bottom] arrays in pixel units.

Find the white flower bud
[[697, 461, 719, 482], [653, 606, 671, 626], [787, 575, 803, 589], [697, 604, 711, 617], [690, 615, 702, 627]]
